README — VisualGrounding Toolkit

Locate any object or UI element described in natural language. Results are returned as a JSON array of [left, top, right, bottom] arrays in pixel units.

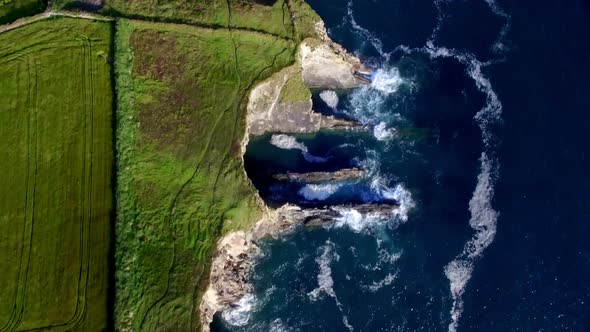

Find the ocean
[[212, 0, 590, 331]]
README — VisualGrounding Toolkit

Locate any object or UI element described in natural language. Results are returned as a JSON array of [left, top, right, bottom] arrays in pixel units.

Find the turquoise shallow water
[[213, 0, 590, 331]]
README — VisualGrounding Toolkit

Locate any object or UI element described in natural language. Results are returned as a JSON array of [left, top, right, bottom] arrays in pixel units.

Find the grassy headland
[[114, 19, 295, 331]]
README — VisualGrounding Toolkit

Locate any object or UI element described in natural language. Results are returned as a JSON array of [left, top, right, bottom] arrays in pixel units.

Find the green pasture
[[0, 17, 114, 331], [114, 19, 295, 331]]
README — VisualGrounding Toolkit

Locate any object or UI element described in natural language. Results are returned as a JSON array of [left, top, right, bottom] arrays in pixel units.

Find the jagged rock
[[247, 66, 365, 136], [199, 201, 398, 331], [273, 167, 365, 183], [282, 203, 399, 227], [298, 37, 371, 90]]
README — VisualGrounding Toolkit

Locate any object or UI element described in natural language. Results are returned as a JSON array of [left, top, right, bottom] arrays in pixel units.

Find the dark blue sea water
[[213, 0, 590, 331]]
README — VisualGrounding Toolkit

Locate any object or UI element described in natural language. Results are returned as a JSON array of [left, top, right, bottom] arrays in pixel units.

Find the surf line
[[424, 41, 502, 332]]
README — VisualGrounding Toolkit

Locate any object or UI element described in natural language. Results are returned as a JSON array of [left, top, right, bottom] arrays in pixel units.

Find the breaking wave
[[370, 67, 404, 94], [369, 178, 415, 223], [221, 294, 257, 327], [373, 122, 396, 141], [346, 66, 409, 143], [270, 134, 328, 163], [298, 183, 343, 201], [319, 90, 339, 109]]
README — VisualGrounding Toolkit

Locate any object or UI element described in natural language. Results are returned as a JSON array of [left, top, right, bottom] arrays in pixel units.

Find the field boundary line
[[0, 10, 113, 35]]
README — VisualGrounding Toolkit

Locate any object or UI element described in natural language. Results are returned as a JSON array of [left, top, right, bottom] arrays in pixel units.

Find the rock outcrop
[[199, 205, 301, 331], [298, 21, 372, 90], [299, 39, 370, 90], [273, 167, 365, 182], [246, 20, 371, 137], [247, 65, 365, 136], [199, 202, 397, 330], [285, 203, 399, 227]]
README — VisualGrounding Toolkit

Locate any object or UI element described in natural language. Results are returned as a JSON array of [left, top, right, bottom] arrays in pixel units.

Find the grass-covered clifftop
[[103, 0, 319, 41], [114, 19, 295, 331]]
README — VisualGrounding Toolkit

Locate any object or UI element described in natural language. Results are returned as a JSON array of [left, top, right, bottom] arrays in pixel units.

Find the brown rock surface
[[272, 167, 365, 182]]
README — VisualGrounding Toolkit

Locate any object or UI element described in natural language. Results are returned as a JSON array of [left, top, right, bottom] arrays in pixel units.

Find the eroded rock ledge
[[199, 203, 397, 330], [247, 20, 370, 136], [273, 167, 365, 182]]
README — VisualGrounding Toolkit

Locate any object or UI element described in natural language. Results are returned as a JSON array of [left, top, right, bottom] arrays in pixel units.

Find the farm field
[[0, 17, 114, 331], [114, 19, 295, 331], [0, 0, 45, 24]]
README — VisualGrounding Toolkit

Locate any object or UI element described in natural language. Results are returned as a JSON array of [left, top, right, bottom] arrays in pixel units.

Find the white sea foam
[[308, 242, 337, 301], [333, 207, 365, 232], [483, 0, 512, 52], [269, 319, 292, 332], [298, 183, 343, 201], [370, 67, 404, 94], [373, 122, 396, 141], [270, 134, 328, 163], [421, 41, 502, 332], [346, 66, 407, 132], [348, 85, 386, 125], [345, 0, 390, 61], [377, 247, 402, 265], [390, 184, 416, 223], [444, 260, 474, 332], [364, 272, 398, 292], [319, 90, 339, 109], [369, 179, 415, 223], [308, 242, 353, 331], [270, 134, 306, 151], [221, 294, 257, 327]]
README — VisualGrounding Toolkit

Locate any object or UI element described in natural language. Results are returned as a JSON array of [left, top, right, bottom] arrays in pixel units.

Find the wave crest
[[221, 294, 257, 327], [298, 183, 343, 201]]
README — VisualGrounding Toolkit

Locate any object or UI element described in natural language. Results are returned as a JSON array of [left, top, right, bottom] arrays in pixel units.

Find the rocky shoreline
[[200, 18, 375, 332], [198, 202, 398, 330]]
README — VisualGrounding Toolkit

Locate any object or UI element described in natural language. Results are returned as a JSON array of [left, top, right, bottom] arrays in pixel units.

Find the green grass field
[[104, 0, 292, 38], [103, 0, 319, 40], [0, 0, 45, 24], [114, 19, 295, 331], [0, 17, 114, 331]]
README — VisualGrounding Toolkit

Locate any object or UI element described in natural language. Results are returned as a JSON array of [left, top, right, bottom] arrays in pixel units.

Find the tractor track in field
[[2, 60, 39, 332], [15, 37, 97, 332], [63, 37, 94, 331], [11, 37, 102, 332], [0, 59, 37, 332]]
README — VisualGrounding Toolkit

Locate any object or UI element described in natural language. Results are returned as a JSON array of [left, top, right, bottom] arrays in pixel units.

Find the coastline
[[199, 17, 370, 331]]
